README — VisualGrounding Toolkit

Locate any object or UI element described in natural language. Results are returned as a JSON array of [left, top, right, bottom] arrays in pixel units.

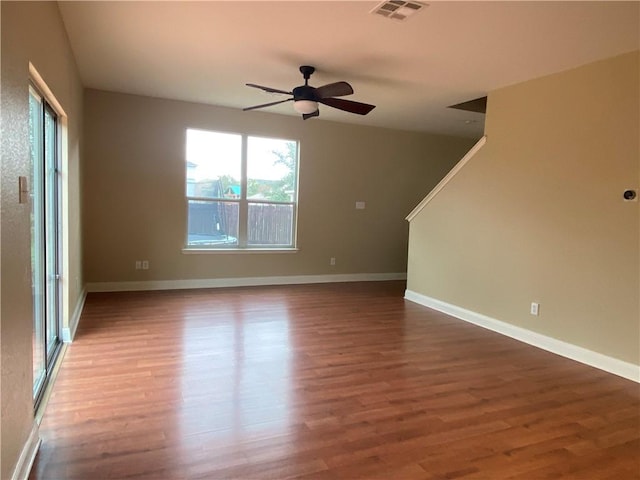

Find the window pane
[[186, 129, 241, 199], [248, 203, 294, 246], [247, 137, 297, 203], [187, 200, 238, 246], [44, 106, 59, 356]]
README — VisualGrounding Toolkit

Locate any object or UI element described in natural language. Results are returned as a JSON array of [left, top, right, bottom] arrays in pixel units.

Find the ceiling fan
[[243, 66, 376, 120]]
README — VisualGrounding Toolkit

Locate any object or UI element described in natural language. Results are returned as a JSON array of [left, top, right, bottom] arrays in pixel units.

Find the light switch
[[355, 201, 366, 210], [18, 176, 28, 204]]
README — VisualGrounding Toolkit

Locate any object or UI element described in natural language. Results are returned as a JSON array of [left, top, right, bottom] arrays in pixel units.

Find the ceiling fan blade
[[243, 98, 293, 111], [302, 110, 320, 120], [246, 83, 292, 95], [314, 81, 354, 99], [318, 97, 376, 115]]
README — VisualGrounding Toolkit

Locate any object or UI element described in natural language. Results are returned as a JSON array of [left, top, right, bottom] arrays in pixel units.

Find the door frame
[[28, 64, 70, 410]]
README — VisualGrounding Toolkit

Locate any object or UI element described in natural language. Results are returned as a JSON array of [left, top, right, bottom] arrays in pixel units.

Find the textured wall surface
[[1, 2, 83, 478], [407, 51, 639, 364], [82, 89, 475, 284]]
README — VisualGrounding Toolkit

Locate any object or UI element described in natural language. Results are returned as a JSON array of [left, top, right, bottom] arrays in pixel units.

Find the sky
[[186, 128, 295, 182]]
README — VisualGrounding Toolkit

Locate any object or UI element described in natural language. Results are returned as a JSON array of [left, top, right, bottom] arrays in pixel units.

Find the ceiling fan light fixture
[[293, 100, 318, 114]]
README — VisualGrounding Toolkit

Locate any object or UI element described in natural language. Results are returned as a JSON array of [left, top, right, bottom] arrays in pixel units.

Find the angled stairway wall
[[405, 51, 640, 380]]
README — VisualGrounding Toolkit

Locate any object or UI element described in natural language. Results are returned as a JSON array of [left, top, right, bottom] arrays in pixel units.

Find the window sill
[[182, 247, 299, 255]]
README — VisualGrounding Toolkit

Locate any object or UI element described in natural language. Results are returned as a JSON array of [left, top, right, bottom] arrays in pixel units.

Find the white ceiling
[[58, 1, 639, 138]]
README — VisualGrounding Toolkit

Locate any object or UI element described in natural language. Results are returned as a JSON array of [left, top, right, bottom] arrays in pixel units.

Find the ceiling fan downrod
[[299, 65, 315, 85]]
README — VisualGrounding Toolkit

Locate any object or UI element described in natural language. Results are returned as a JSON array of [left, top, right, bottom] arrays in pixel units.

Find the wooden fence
[[188, 201, 292, 245], [248, 203, 293, 245]]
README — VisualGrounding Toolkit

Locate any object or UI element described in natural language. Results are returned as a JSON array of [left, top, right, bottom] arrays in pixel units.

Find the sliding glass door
[[29, 85, 62, 405]]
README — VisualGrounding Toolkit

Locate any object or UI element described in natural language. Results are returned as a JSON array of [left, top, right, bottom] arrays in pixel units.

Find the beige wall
[[407, 52, 639, 365], [83, 89, 475, 284], [1, 2, 83, 478]]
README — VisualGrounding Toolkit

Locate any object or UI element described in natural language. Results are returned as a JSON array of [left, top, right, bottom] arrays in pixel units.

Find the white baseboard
[[11, 422, 41, 480], [404, 289, 640, 383], [87, 272, 407, 293], [61, 287, 86, 343]]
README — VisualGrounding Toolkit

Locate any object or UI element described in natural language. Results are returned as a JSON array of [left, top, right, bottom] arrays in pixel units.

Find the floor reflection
[[178, 292, 293, 448]]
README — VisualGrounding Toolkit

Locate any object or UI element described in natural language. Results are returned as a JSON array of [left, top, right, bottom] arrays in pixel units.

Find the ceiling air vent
[[371, 1, 428, 21]]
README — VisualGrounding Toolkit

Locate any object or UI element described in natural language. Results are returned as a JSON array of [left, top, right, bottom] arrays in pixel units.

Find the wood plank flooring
[[30, 281, 640, 479]]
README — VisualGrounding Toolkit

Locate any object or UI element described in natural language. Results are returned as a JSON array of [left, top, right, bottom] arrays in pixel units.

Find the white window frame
[[184, 129, 300, 252]]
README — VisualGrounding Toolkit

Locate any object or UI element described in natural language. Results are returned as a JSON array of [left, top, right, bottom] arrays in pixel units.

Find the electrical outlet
[[330, 257, 336, 266], [530, 302, 539, 316], [355, 201, 366, 210], [142, 260, 149, 270], [135, 260, 142, 270]]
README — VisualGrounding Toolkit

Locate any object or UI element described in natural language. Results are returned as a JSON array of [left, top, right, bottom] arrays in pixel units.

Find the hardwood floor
[[30, 281, 639, 479]]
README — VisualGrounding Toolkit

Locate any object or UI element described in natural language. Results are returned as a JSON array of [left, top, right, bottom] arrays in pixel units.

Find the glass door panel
[[29, 85, 61, 404], [44, 105, 59, 358], [29, 89, 46, 398]]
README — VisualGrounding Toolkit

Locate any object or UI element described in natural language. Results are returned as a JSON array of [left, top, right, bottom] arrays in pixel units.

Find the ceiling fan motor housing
[[293, 85, 317, 101]]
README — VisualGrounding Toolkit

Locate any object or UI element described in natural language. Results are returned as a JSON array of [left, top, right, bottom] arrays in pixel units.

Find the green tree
[[247, 178, 260, 198], [270, 141, 297, 201]]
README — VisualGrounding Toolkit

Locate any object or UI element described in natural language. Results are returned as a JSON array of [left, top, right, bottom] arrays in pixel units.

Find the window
[[185, 129, 299, 249]]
